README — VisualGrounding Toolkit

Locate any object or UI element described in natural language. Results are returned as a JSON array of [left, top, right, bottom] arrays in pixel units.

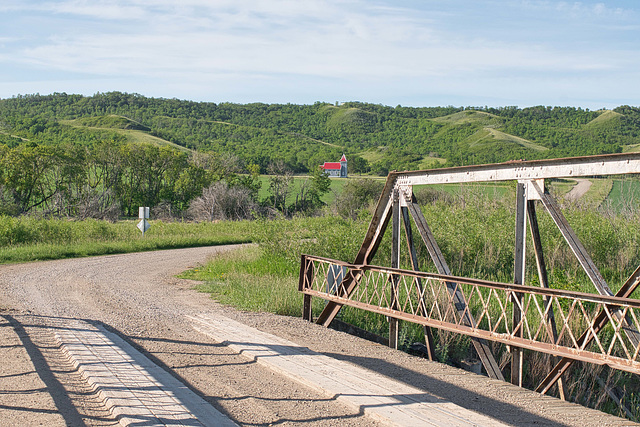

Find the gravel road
[[0, 245, 381, 426], [565, 178, 592, 201], [0, 245, 633, 426]]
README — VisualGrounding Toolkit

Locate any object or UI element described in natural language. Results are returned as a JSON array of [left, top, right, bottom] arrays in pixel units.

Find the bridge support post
[[511, 182, 527, 387], [300, 254, 314, 321], [389, 189, 400, 350]]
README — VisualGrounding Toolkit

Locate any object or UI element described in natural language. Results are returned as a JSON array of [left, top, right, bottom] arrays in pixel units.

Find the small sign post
[[137, 207, 150, 236]]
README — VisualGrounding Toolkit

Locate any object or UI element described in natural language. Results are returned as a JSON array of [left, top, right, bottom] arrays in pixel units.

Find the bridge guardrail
[[299, 254, 640, 376]]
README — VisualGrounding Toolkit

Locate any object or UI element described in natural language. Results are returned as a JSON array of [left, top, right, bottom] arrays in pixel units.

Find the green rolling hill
[[1, 93, 640, 175]]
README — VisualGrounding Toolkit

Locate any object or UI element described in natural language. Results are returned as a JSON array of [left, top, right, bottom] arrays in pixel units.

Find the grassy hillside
[[62, 115, 191, 152], [586, 109, 623, 127], [482, 128, 548, 151], [1, 93, 640, 175], [430, 109, 502, 125]]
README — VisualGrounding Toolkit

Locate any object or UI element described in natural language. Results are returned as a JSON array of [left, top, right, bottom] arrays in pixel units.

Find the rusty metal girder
[[300, 255, 640, 377]]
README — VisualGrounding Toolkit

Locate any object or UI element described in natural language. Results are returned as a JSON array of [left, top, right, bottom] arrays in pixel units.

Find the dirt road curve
[[0, 246, 633, 426], [565, 178, 592, 201]]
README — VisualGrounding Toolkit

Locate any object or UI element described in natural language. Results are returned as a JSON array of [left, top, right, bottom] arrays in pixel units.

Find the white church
[[320, 154, 348, 178]]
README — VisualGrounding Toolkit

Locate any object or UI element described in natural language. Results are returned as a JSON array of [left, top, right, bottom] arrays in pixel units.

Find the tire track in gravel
[[0, 246, 381, 427]]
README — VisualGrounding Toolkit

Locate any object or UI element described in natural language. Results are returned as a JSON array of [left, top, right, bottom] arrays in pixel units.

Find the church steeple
[[340, 154, 347, 178]]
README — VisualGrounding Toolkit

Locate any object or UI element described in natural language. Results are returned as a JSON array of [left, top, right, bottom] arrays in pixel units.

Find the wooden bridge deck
[[191, 313, 637, 427]]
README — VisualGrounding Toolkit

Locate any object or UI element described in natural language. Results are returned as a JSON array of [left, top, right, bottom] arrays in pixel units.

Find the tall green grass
[[187, 186, 640, 321], [0, 216, 255, 264]]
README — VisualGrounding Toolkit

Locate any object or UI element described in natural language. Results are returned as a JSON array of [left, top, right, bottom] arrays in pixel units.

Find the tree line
[[3, 93, 640, 175], [0, 140, 332, 220]]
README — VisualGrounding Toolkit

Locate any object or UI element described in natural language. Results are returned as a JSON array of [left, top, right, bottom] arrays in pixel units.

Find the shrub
[[188, 181, 257, 221], [334, 178, 384, 220]]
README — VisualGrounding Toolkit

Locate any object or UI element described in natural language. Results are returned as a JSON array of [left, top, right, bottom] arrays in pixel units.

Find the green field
[[61, 116, 192, 152], [256, 174, 378, 206], [603, 178, 640, 211]]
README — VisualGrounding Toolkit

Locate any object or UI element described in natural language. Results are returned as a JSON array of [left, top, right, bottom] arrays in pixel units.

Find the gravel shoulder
[[0, 246, 634, 426]]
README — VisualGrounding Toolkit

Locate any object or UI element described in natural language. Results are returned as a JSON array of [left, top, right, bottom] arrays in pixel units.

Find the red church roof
[[340, 154, 347, 162], [322, 162, 341, 170]]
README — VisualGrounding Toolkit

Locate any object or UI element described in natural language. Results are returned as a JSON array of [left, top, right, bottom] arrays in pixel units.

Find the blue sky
[[0, 0, 638, 108]]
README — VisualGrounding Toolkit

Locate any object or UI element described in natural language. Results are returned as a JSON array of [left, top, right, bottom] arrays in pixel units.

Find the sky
[[0, 0, 639, 109]]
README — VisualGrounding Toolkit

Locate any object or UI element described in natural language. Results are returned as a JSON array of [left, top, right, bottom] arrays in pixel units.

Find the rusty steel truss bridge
[[299, 152, 640, 417]]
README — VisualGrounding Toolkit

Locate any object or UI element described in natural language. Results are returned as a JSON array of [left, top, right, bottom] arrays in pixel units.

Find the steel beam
[[527, 200, 565, 400], [395, 153, 640, 186], [401, 205, 436, 360], [302, 286, 640, 375], [511, 182, 527, 386], [389, 189, 400, 349]]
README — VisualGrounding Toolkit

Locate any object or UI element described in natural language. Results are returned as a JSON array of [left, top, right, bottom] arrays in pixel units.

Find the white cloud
[[1, 0, 640, 107], [519, 0, 630, 18], [0, 0, 144, 20]]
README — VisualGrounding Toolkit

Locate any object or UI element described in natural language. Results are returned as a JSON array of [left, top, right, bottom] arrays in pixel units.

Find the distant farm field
[[603, 178, 640, 211], [256, 175, 380, 206]]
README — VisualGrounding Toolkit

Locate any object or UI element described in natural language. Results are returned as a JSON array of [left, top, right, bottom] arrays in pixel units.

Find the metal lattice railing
[[299, 254, 640, 375]]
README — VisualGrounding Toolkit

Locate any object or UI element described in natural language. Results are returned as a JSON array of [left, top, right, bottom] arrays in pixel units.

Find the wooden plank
[[190, 313, 509, 427], [56, 318, 236, 427]]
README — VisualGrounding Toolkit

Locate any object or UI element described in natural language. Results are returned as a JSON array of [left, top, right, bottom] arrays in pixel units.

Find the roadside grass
[[0, 217, 255, 264], [180, 215, 368, 315], [180, 246, 314, 316]]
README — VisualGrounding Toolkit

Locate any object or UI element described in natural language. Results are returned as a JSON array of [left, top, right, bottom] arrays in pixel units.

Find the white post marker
[[137, 207, 150, 236]]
